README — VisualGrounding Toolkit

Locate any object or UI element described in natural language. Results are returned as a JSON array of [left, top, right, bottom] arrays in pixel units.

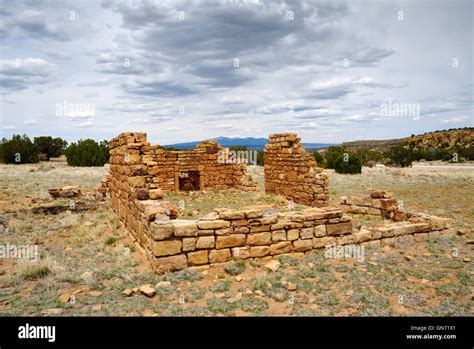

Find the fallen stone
[[58, 293, 71, 304], [287, 282, 297, 291], [155, 281, 172, 288], [143, 309, 155, 317], [149, 189, 164, 200], [135, 188, 150, 200], [139, 284, 156, 297], [263, 260, 281, 273], [369, 189, 386, 198], [122, 289, 133, 297]]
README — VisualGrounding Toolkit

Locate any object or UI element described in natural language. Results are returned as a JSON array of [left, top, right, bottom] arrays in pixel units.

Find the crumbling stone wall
[[340, 189, 406, 221], [106, 132, 453, 274], [118, 201, 452, 274], [110, 133, 257, 193], [264, 133, 329, 207]]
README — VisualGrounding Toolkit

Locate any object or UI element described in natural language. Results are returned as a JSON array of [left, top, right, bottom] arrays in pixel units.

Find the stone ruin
[[100, 132, 454, 273], [264, 133, 329, 207]]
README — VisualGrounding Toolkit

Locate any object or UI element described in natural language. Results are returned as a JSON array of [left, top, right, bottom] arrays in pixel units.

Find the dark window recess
[[178, 171, 200, 191]]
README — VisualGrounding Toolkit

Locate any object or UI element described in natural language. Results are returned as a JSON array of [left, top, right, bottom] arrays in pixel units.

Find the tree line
[[0, 134, 109, 166], [1, 135, 471, 171], [312, 143, 473, 174]]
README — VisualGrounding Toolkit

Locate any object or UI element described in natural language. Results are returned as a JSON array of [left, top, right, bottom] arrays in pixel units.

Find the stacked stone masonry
[[128, 204, 451, 274], [264, 133, 329, 207], [106, 132, 454, 274], [340, 189, 406, 221]]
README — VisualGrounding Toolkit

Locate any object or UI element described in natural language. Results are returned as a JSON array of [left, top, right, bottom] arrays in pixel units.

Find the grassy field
[[0, 162, 472, 316]]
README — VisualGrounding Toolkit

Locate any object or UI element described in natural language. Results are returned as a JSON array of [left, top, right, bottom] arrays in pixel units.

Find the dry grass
[[0, 162, 472, 316]]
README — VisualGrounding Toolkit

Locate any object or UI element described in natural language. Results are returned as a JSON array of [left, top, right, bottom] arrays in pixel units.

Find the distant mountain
[[164, 137, 336, 151]]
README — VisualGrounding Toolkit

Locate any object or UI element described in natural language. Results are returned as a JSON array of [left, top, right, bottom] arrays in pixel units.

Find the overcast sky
[[0, 0, 472, 144]]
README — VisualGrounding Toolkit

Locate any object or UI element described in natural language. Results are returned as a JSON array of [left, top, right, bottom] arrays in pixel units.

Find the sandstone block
[[197, 220, 231, 230], [249, 225, 271, 233], [152, 240, 182, 257], [150, 222, 173, 240], [209, 249, 231, 263], [153, 254, 187, 273], [326, 222, 352, 236], [270, 241, 293, 255], [272, 230, 287, 242], [314, 225, 326, 237], [231, 246, 250, 260], [247, 232, 272, 246], [149, 189, 164, 200], [300, 227, 314, 239], [215, 228, 233, 235], [287, 229, 300, 241], [293, 239, 312, 252], [187, 250, 208, 265], [196, 236, 215, 249], [216, 234, 246, 249], [173, 221, 198, 237], [182, 237, 196, 252], [135, 188, 150, 200], [249, 246, 270, 257], [219, 211, 245, 220]]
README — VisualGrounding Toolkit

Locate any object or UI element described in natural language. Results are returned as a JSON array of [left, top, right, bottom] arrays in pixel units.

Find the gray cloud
[[0, 5, 72, 42], [0, 58, 56, 92], [0, 0, 472, 143]]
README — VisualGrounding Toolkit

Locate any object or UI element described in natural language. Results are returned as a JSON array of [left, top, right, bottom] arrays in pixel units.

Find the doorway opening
[[178, 171, 200, 191]]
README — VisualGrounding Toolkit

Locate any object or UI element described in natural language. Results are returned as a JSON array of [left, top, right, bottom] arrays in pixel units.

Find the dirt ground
[[0, 162, 472, 316]]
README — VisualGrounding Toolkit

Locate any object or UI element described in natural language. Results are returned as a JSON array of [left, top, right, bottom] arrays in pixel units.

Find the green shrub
[[355, 149, 383, 166], [224, 260, 246, 275], [0, 134, 39, 164], [64, 139, 107, 166], [256, 151, 264, 166], [324, 146, 345, 169], [385, 145, 413, 167], [334, 153, 362, 174], [99, 140, 110, 162], [312, 151, 326, 167], [105, 236, 117, 245], [34, 136, 68, 160]]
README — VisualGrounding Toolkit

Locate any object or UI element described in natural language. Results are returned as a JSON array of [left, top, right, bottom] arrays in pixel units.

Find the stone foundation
[[125, 204, 451, 273], [104, 132, 454, 274]]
